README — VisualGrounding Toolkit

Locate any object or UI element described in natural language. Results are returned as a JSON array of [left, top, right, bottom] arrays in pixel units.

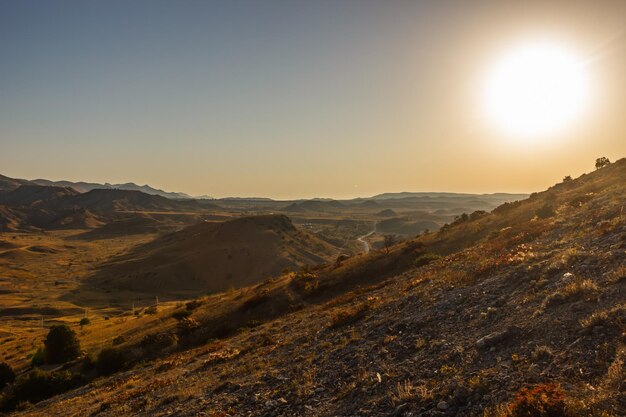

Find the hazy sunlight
[[483, 41, 591, 140]]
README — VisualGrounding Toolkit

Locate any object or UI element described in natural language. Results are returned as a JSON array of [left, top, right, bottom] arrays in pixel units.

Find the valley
[[0, 161, 623, 416]]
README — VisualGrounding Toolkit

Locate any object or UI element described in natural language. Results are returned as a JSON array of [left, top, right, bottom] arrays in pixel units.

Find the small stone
[[437, 401, 448, 410]]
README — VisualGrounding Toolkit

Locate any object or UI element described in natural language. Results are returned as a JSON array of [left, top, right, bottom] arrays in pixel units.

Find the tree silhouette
[[44, 325, 81, 364], [595, 157, 611, 170], [383, 235, 396, 254]]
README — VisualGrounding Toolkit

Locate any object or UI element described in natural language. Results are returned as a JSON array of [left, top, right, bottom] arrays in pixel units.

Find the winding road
[[356, 229, 375, 253]]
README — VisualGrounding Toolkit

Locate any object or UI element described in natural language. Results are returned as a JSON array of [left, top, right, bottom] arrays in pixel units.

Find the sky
[[1, 0, 625, 199]]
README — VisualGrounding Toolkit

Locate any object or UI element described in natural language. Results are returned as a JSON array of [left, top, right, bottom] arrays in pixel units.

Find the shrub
[[81, 354, 96, 373], [144, 305, 158, 315], [414, 252, 441, 267], [30, 347, 45, 367], [0, 362, 15, 389], [0, 369, 82, 411], [509, 383, 569, 417], [140, 332, 177, 352], [536, 203, 556, 219], [44, 325, 81, 364], [595, 157, 611, 169], [172, 310, 192, 321], [96, 347, 126, 376], [543, 279, 598, 308], [177, 317, 200, 337], [112, 335, 126, 346], [291, 271, 319, 294], [79, 317, 90, 326], [328, 303, 370, 329]]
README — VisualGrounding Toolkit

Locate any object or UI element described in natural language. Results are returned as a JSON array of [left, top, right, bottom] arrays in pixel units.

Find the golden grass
[[543, 279, 599, 309], [390, 380, 433, 405]]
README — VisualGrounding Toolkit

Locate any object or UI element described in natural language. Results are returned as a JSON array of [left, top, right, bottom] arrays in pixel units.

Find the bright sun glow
[[483, 41, 590, 139]]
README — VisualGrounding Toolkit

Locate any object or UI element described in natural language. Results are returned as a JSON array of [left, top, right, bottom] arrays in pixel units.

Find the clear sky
[[1, 1, 625, 199]]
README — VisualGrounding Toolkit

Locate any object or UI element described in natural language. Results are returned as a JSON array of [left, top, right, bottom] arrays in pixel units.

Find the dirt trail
[[356, 228, 375, 253]]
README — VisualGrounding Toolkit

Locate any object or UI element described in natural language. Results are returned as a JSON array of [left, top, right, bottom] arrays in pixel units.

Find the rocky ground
[[7, 161, 626, 417]]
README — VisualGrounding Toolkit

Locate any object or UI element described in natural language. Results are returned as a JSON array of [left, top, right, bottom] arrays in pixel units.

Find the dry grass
[[531, 345, 554, 362], [543, 279, 599, 309], [610, 265, 626, 284], [390, 380, 433, 405], [602, 345, 624, 391], [328, 302, 372, 329], [483, 404, 511, 417], [580, 304, 625, 329]]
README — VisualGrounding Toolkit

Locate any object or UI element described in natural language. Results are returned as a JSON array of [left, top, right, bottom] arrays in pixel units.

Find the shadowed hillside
[[85, 214, 341, 297], [5, 159, 623, 417]]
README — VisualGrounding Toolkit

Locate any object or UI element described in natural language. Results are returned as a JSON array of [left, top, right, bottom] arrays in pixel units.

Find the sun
[[482, 41, 590, 139]]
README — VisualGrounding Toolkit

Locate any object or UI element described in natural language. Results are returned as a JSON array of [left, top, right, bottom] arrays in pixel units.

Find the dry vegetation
[[0, 159, 624, 416]]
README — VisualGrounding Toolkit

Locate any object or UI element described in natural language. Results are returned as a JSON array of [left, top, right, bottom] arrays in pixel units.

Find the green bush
[[140, 332, 178, 352], [0, 362, 15, 389], [44, 325, 81, 364], [0, 369, 82, 411], [112, 335, 126, 346], [414, 253, 441, 267], [171, 310, 192, 321], [96, 347, 126, 376], [30, 347, 45, 368], [79, 317, 91, 326], [291, 271, 319, 294]]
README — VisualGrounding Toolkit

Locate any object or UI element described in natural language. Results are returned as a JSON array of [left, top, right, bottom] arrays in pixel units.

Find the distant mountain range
[[0, 174, 213, 200], [29, 179, 213, 200], [369, 191, 529, 200]]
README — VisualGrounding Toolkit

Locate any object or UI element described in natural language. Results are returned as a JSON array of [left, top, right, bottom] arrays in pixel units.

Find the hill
[[283, 199, 345, 213], [0, 174, 32, 193], [377, 208, 398, 217], [85, 214, 341, 296], [4, 160, 626, 417], [31, 179, 197, 199], [0, 185, 79, 207], [376, 217, 440, 235], [66, 189, 206, 212], [0, 185, 222, 231]]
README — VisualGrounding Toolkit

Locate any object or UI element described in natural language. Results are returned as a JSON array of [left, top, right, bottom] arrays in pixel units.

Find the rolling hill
[[0, 183, 222, 231], [0, 185, 79, 207], [86, 214, 341, 296], [30, 179, 199, 200], [3, 160, 625, 417]]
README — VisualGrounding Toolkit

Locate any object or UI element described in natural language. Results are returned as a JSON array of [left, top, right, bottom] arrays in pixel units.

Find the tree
[[96, 347, 126, 376], [79, 317, 90, 327], [44, 325, 81, 364], [0, 362, 15, 389], [382, 234, 396, 254], [595, 157, 611, 170], [562, 175, 572, 182]]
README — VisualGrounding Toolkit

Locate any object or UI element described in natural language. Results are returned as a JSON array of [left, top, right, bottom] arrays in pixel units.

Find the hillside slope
[[0, 185, 222, 231], [7, 159, 626, 417], [86, 214, 341, 296]]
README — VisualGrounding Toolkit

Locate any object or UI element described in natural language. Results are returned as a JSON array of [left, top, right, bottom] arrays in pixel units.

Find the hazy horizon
[[2, 1, 625, 199]]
